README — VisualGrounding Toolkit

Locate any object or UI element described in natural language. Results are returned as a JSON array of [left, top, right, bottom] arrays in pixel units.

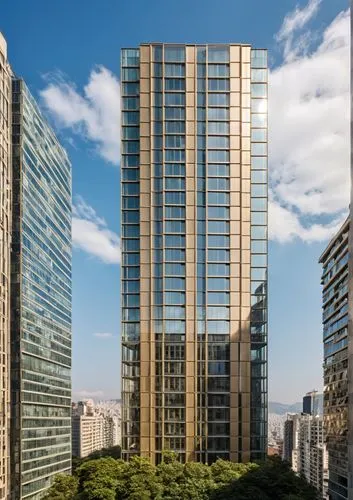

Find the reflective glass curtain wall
[[11, 80, 72, 499], [121, 44, 268, 464]]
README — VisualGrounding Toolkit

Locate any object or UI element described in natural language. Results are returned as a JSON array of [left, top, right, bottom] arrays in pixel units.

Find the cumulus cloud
[[93, 332, 115, 339], [40, 66, 120, 164], [269, 4, 349, 243], [73, 196, 120, 264]]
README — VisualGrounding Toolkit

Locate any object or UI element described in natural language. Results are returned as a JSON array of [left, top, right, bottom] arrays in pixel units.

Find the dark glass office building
[[11, 80, 72, 499], [121, 43, 268, 464], [320, 219, 350, 500]]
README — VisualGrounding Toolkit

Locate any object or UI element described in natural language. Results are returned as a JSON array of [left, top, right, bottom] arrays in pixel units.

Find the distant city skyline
[[0, 0, 349, 405]]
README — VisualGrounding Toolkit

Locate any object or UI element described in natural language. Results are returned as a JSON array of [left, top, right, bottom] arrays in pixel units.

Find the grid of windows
[[121, 49, 141, 454], [121, 43, 268, 465], [11, 80, 72, 499], [250, 49, 268, 460]]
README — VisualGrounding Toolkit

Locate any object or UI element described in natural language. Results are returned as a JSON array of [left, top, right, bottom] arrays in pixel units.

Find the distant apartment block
[[283, 413, 300, 469], [72, 401, 121, 458], [0, 32, 12, 500], [299, 414, 328, 498], [320, 218, 351, 500]]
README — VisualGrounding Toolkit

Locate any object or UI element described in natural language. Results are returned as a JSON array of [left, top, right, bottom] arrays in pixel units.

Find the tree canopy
[[43, 453, 319, 500]]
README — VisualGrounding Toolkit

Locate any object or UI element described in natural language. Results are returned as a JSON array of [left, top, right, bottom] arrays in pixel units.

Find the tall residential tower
[[121, 43, 268, 464], [11, 79, 72, 499]]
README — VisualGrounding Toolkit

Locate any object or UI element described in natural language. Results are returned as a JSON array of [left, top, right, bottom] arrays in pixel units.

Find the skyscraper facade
[[121, 43, 268, 464], [320, 218, 350, 500], [0, 33, 12, 500], [11, 79, 72, 499]]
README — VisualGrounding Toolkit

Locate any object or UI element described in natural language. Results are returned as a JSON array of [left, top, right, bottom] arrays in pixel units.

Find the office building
[[320, 218, 350, 500], [121, 43, 268, 464], [0, 33, 11, 500], [11, 79, 72, 498], [303, 390, 319, 416]]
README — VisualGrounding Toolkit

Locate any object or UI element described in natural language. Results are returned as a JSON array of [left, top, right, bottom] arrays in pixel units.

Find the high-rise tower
[[121, 43, 268, 464], [0, 32, 12, 500], [11, 79, 72, 499]]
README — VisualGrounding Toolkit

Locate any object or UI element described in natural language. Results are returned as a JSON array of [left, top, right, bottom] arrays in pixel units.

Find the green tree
[[42, 474, 78, 500], [120, 455, 163, 499], [76, 457, 126, 500]]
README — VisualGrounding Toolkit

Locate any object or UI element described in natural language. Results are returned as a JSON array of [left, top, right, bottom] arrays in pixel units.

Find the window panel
[[208, 264, 230, 276], [251, 84, 267, 98], [208, 206, 230, 219], [251, 129, 267, 142], [165, 192, 185, 205], [251, 240, 267, 254], [165, 121, 185, 134], [208, 192, 229, 205], [207, 307, 230, 320], [165, 235, 185, 247], [208, 64, 230, 77], [164, 46, 185, 62], [251, 143, 267, 156], [165, 249, 185, 261], [251, 170, 267, 183], [208, 47, 229, 62], [165, 93, 185, 106], [165, 64, 185, 77], [251, 184, 267, 197], [208, 221, 229, 234], [208, 122, 229, 135], [251, 255, 267, 267], [208, 93, 229, 106], [251, 226, 267, 239], [208, 136, 230, 149], [251, 212, 267, 225], [208, 178, 229, 191], [208, 250, 230, 262], [208, 164, 229, 177], [208, 79, 230, 91], [208, 235, 229, 248], [165, 220, 185, 233], [165, 292, 186, 305], [208, 292, 230, 305], [251, 69, 267, 82], [208, 278, 230, 291]]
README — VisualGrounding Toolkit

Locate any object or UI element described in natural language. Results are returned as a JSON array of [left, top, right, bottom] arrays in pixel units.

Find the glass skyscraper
[[0, 33, 12, 499], [320, 218, 350, 500], [11, 79, 72, 499], [121, 43, 268, 464]]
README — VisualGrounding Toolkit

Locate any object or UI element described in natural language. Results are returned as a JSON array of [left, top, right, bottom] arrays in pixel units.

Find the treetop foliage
[[43, 453, 319, 500]]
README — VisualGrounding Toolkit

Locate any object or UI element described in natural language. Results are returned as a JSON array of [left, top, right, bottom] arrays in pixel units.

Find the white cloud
[[275, 0, 322, 62], [72, 196, 120, 264], [93, 332, 115, 339], [269, 5, 349, 243], [41, 66, 120, 164]]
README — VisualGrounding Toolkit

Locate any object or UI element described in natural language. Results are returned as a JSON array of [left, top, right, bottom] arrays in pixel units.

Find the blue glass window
[[208, 292, 230, 305], [165, 164, 185, 176], [208, 79, 230, 91], [208, 93, 229, 106], [165, 220, 185, 233], [165, 235, 185, 247], [165, 64, 185, 77], [165, 79, 185, 91], [208, 235, 229, 248], [208, 221, 229, 234], [208, 64, 229, 77], [122, 68, 139, 81], [165, 122, 185, 134], [208, 192, 229, 205], [207, 321, 229, 335], [165, 108, 185, 120], [165, 136, 185, 148], [208, 136, 229, 149], [165, 249, 185, 261], [165, 93, 185, 106], [165, 263, 185, 276], [165, 206, 185, 218], [208, 264, 230, 276], [208, 178, 229, 191], [207, 306, 229, 320], [165, 292, 185, 305], [208, 278, 229, 291], [208, 47, 229, 62], [208, 250, 230, 262], [208, 108, 229, 121], [164, 46, 185, 62], [165, 278, 185, 290], [165, 192, 185, 205], [208, 122, 229, 135], [208, 206, 229, 219]]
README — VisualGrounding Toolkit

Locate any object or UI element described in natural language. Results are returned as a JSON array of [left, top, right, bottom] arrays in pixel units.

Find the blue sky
[[1, 0, 349, 403]]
